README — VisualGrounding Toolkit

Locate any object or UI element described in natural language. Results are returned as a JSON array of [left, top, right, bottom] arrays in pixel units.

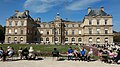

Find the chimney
[[15, 10, 19, 14], [100, 6, 104, 11], [25, 10, 29, 15], [88, 7, 91, 14]]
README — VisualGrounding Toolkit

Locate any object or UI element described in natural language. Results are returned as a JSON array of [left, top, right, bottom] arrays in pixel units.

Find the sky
[[0, 0, 120, 32]]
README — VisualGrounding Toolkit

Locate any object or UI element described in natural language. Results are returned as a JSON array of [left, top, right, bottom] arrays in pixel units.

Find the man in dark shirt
[[52, 48, 59, 60]]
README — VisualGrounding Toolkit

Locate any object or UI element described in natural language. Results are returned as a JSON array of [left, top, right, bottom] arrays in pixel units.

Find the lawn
[[0, 44, 78, 53]]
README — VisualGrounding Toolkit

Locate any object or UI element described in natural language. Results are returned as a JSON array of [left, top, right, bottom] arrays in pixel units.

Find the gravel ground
[[0, 57, 119, 67]]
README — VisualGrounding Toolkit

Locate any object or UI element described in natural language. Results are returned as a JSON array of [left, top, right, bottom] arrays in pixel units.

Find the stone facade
[[5, 7, 113, 45]]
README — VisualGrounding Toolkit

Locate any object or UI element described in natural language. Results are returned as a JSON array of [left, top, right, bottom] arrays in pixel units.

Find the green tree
[[0, 25, 5, 43]]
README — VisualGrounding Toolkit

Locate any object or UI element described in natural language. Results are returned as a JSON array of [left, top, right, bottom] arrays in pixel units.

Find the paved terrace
[[0, 57, 119, 67]]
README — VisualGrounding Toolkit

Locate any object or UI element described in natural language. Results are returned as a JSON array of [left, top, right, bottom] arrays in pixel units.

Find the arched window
[[89, 37, 92, 43], [96, 37, 100, 43], [14, 37, 17, 41], [89, 20, 92, 25], [46, 37, 49, 41], [72, 38, 75, 42], [65, 38, 68, 42], [55, 37, 58, 41], [20, 37, 23, 41], [78, 38, 82, 42], [8, 37, 11, 43]]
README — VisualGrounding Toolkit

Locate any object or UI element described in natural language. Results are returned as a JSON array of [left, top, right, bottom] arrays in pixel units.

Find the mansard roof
[[9, 10, 33, 20], [88, 9, 110, 16]]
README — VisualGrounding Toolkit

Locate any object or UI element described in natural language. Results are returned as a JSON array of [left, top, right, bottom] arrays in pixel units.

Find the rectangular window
[[66, 30, 68, 35], [72, 30, 74, 35], [97, 28, 100, 34], [79, 30, 81, 34], [89, 28, 92, 34], [97, 20, 99, 25], [21, 21, 24, 26], [105, 29, 108, 34], [8, 29, 11, 34], [15, 29, 17, 34], [105, 20, 107, 25], [89, 20, 92, 25], [47, 31, 49, 35], [21, 30, 23, 34]]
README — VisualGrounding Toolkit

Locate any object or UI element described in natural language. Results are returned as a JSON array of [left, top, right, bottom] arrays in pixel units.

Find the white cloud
[[24, 0, 102, 13], [65, 0, 102, 10], [24, 0, 66, 13]]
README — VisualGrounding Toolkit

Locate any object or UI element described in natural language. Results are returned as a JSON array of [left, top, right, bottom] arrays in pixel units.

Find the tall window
[[47, 31, 49, 35], [105, 19, 107, 25], [8, 29, 12, 34], [78, 24, 80, 27], [105, 38, 108, 43], [97, 28, 100, 34], [21, 30, 23, 34], [72, 30, 74, 35], [105, 29, 108, 34], [66, 30, 68, 35], [14, 29, 17, 34], [89, 37, 92, 43], [96, 38, 100, 43], [97, 19, 99, 25], [89, 20, 92, 25], [79, 30, 81, 34], [89, 28, 92, 34], [21, 21, 24, 26]]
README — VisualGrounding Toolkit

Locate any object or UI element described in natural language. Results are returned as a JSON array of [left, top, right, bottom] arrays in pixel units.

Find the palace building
[[5, 7, 113, 45]]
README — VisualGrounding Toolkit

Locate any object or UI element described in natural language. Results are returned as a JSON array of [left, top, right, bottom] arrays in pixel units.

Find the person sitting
[[0, 47, 4, 58], [18, 47, 23, 60], [87, 48, 93, 62], [67, 47, 73, 60], [52, 48, 59, 60], [80, 48, 87, 61], [102, 48, 109, 63], [22, 47, 29, 60], [29, 46, 36, 60], [7, 47, 14, 57], [114, 48, 120, 64], [73, 48, 79, 60], [108, 50, 115, 63]]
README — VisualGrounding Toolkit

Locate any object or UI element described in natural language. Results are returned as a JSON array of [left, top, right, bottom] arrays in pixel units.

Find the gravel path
[[0, 57, 119, 67]]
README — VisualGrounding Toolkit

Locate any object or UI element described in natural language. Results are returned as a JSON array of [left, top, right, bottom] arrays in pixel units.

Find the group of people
[[0, 46, 14, 61], [67, 47, 93, 62], [18, 46, 36, 60], [0, 46, 36, 61], [98, 48, 120, 64], [52, 47, 93, 62]]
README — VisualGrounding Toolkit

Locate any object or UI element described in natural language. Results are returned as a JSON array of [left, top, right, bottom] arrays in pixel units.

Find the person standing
[[87, 48, 93, 62]]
